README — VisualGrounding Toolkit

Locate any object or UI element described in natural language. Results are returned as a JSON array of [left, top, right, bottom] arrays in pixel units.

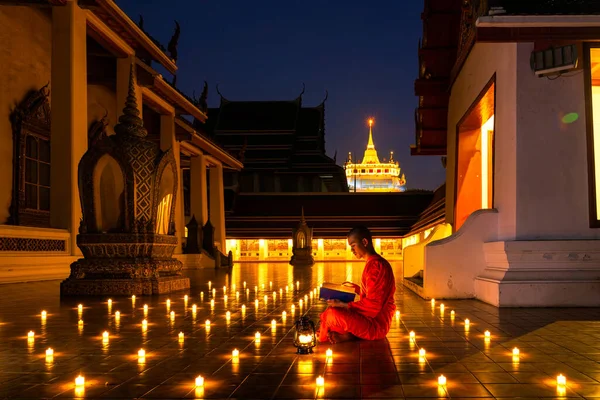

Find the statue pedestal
[[60, 233, 190, 296], [290, 248, 314, 267]]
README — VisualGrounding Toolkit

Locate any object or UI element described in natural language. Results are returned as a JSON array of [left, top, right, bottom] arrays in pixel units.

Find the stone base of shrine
[[60, 275, 190, 296]]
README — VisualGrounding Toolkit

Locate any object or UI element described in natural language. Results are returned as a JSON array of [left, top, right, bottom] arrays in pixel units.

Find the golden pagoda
[[344, 118, 406, 192]]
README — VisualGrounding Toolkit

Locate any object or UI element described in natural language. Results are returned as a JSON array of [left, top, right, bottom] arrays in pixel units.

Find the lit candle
[[246, 288, 250, 295], [131, 295, 136, 301], [205, 319, 210, 327], [232, 284, 236, 292], [78, 319, 83, 326], [102, 331, 109, 340], [440, 304, 445, 312], [299, 299, 303, 307], [200, 291, 204, 298], [184, 295, 188, 302], [273, 291, 276, 299], [409, 331, 415, 340], [291, 304, 295, 312], [271, 319, 276, 329], [232, 349, 239, 358], [115, 311, 121, 320], [255, 286, 258, 292], [309, 292, 313, 299], [269, 281, 273, 289], [304, 294, 308, 301], [241, 304, 246, 313], [195, 375, 204, 387], [261, 284, 265, 290], [326, 348, 333, 358], [557, 374, 566, 386], [430, 298, 435, 306], [46, 348, 54, 357], [178, 332, 184, 342], [41, 310, 47, 319], [210, 299, 215, 308], [108, 299, 112, 306], [484, 330, 491, 338], [143, 304, 148, 313], [286, 285, 289, 292], [255, 299, 259, 307], [170, 311, 175, 320], [27, 331, 34, 339], [438, 375, 446, 386], [223, 286, 226, 292], [280, 288, 283, 296], [192, 304, 197, 313], [166, 299, 171, 308], [395, 310, 400, 319], [451, 310, 455, 317], [296, 281, 299, 290], [263, 295, 268, 303], [316, 376, 324, 387], [208, 281, 212, 289], [78, 304, 83, 312], [464, 318, 470, 326], [243, 281, 246, 288], [236, 291, 240, 300], [75, 375, 85, 387], [138, 349, 145, 358], [512, 347, 520, 356], [226, 311, 231, 320], [212, 288, 216, 297], [224, 295, 228, 302], [419, 348, 426, 357], [282, 311, 287, 319], [255, 332, 261, 341]]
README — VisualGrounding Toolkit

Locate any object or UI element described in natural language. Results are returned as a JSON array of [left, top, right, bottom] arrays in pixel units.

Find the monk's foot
[[328, 332, 357, 344]]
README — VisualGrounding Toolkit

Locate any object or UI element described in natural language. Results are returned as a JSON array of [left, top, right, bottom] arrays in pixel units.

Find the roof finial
[[367, 118, 375, 149], [114, 63, 147, 138]]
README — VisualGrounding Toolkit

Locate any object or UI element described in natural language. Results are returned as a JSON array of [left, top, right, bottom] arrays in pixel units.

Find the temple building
[[0, 0, 240, 284], [344, 119, 407, 192], [200, 90, 348, 203], [403, 0, 600, 307]]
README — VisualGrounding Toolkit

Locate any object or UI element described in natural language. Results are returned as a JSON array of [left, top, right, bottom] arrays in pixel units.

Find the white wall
[[515, 43, 600, 239], [447, 42, 518, 241]]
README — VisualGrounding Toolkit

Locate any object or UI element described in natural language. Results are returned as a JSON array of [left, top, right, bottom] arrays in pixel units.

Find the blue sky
[[117, 0, 446, 190]]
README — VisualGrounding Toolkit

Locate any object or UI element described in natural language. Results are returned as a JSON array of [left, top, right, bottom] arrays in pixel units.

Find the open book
[[319, 282, 359, 303]]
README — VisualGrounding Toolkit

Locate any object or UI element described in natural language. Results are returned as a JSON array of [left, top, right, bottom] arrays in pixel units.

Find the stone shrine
[[60, 66, 189, 296], [289, 208, 314, 267]]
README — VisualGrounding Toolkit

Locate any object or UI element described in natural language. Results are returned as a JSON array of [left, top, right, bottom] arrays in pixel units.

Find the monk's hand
[[327, 299, 349, 308]]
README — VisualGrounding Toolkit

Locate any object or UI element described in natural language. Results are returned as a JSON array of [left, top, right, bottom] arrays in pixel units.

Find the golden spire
[[362, 118, 380, 164], [367, 118, 375, 149]]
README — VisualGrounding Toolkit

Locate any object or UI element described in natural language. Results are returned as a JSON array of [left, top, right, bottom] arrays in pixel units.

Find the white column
[[160, 115, 184, 254], [209, 162, 226, 251], [190, 154, 208, 225], [50, 0, 87, 255]]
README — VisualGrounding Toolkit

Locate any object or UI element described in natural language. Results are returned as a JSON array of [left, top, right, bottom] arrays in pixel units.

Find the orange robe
[[318, 254, 396, 342]]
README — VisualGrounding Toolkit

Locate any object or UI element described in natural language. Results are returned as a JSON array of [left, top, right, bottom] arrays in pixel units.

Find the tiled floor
[[2, 262, 600, 399]]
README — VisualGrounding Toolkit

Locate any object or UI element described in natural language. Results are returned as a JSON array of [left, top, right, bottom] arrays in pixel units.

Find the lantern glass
[[293, 316, 316, 354]]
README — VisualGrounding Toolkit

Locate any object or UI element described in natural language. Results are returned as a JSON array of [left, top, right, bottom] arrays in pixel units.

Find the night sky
[[117, 0, 446, 190]]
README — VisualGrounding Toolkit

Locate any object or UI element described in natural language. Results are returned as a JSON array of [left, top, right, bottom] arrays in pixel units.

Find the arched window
[[10, 85, 51, 227]]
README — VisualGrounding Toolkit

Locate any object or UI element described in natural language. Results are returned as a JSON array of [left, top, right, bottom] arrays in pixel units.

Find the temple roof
[[494, 0, 600, 14], [213, 100, 301, 132], [361, 120, 380, 164], [225, 192, 434, 238]]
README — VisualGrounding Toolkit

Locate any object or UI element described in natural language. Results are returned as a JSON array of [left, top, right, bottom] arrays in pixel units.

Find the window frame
[[10, 86, 52, 228], [584, 43, 600, 228], [453, 74, 496, 231]]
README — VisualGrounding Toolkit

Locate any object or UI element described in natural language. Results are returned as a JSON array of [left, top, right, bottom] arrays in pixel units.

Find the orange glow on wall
[[455, 81, 495, 231], [589, 48, 600, 221]]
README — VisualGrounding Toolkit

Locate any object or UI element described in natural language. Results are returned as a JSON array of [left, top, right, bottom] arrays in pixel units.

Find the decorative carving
[[61, 64, 189, 296], [9, 84, 51, 228], [290, 207, 314, 267], [167, 20, 180, 63], [0, 237, 66, 252]]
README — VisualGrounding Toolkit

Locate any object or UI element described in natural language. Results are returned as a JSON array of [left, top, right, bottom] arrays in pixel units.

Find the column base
[[60, 275, 190, 296]]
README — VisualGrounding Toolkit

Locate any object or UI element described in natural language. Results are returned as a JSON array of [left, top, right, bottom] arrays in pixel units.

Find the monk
[[318, 226, 396, 344]]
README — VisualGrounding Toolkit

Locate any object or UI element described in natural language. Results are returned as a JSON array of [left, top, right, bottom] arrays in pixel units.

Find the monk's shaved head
[[347, 226, 372, 243]]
